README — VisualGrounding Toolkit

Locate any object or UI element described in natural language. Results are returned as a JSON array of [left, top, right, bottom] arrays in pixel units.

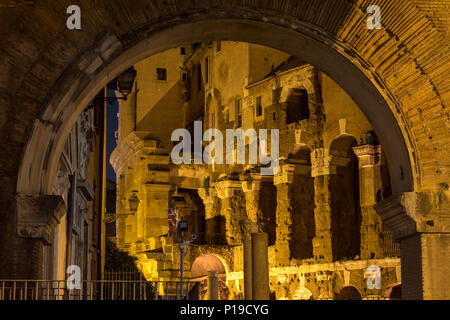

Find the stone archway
[[16, 19, 416, 196], [190, 254, 228, 300], [0, 1, 447, 299], [335, 286, 362, 300]]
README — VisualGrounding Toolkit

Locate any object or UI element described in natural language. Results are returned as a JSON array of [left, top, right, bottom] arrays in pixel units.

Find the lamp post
[[177, 220, 189, 298]]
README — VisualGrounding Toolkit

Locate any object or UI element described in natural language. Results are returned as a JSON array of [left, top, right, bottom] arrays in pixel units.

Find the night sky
[[106, 89, 119, 182]]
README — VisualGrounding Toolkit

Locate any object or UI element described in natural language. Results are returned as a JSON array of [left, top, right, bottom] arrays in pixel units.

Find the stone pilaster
[[242, 174, 263, 235], [310, 148, 350, 262], [215, 180, 246, 246], [198, 187, 220, 243], [273, 163, 310, 265], [374, 191, 450, 299], [353, 144, 383, 259], [273, 164, 295, 265]]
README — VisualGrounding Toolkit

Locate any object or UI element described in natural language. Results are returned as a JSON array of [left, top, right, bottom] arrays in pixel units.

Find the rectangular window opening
[[156, 68, 167, 81]]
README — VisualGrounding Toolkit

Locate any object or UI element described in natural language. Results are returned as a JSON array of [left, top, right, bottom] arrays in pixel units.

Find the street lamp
[[116, 66, 137, 99], [128, 191, 140, 212], [85, 67, 137, 109], [104, 192, 140, 223]]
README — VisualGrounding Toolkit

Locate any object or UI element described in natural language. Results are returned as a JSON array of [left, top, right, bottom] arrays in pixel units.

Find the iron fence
[[0, 279, 200, 301]]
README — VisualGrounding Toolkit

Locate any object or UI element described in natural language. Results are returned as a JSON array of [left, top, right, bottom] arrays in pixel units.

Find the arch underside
[[16, 14, 420, 196]]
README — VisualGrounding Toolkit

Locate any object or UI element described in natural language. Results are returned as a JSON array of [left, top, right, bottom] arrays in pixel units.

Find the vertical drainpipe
[[66, 171, 77, 272], [97, 88, 107, 280], [134, 79, 138, 131]]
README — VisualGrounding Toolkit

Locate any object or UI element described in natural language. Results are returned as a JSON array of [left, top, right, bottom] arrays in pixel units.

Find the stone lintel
[[15, 194, 66, 244], [352, 144, 381, 166], [143, 183, 171, 193]]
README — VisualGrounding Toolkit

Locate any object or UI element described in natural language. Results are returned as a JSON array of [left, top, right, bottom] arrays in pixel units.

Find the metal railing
[[381, 224, 400, 257], [0, 280, 200, 301]]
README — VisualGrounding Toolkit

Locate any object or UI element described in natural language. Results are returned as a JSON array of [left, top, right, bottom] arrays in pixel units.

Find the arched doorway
[[335, 286, 362, 300], [190, 254, 228, 300], [385, 283, 402, 300]]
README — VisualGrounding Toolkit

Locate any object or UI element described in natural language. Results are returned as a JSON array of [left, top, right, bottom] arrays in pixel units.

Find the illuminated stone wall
[[111, 42, 402, 299]]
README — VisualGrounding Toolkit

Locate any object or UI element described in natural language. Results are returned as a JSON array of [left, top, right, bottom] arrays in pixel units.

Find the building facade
[[111, 42, 401, 300], [44, 102, 105, 283]]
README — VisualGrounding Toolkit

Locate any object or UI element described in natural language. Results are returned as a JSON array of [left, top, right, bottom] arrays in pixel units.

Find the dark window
[[273, 112, 276, 120], [156, 68, 167, 81], [205, 57, 209, 84], [286, 89, 309, 124], [182, 73, 187, 82], [180, 47, 186, 55], [256, 96, 262, 117], [197, 64, 202, 91], [185, 72, 191, 101], [236, 98, 242, 128], [216, 41, 221, 52]]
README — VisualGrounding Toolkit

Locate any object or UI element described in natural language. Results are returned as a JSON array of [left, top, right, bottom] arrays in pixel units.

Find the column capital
[[273, 163, 310, 185], [352, 144, 381, 166], [214, 180, 242, 199], [374, 191, 450, 240], [310, 148, 350, 177], [242, 177, 262, 193], [198, 187, 216, 205], [15, 194, 66, 244]]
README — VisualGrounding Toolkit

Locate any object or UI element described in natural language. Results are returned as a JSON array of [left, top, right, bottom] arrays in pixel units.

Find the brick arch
[[0, 1, 447, 291], [9, 5, 438, 196]]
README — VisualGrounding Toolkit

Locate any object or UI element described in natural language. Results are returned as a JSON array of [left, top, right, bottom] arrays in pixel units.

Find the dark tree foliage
[[105, 240, 140, 271]]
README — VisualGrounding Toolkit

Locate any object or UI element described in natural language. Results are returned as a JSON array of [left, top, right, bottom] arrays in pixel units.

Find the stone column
[[243, 235, 252, 300], [241, 174, 263, 300], [207, 270, 219, 300], [215, 180, 246, 246], [353, 144, 383, 259], [251, 232, 269, 300], [242, 175, 262, 231], [198, 187, 221, 244], [273, 164, 295, 265], [374, 191, 450, 299], [310, 148, 350, 262]]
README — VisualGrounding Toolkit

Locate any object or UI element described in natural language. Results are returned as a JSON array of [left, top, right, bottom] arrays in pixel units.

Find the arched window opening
[[329, 136, 362, 261], [286, 88, 309, 124]]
